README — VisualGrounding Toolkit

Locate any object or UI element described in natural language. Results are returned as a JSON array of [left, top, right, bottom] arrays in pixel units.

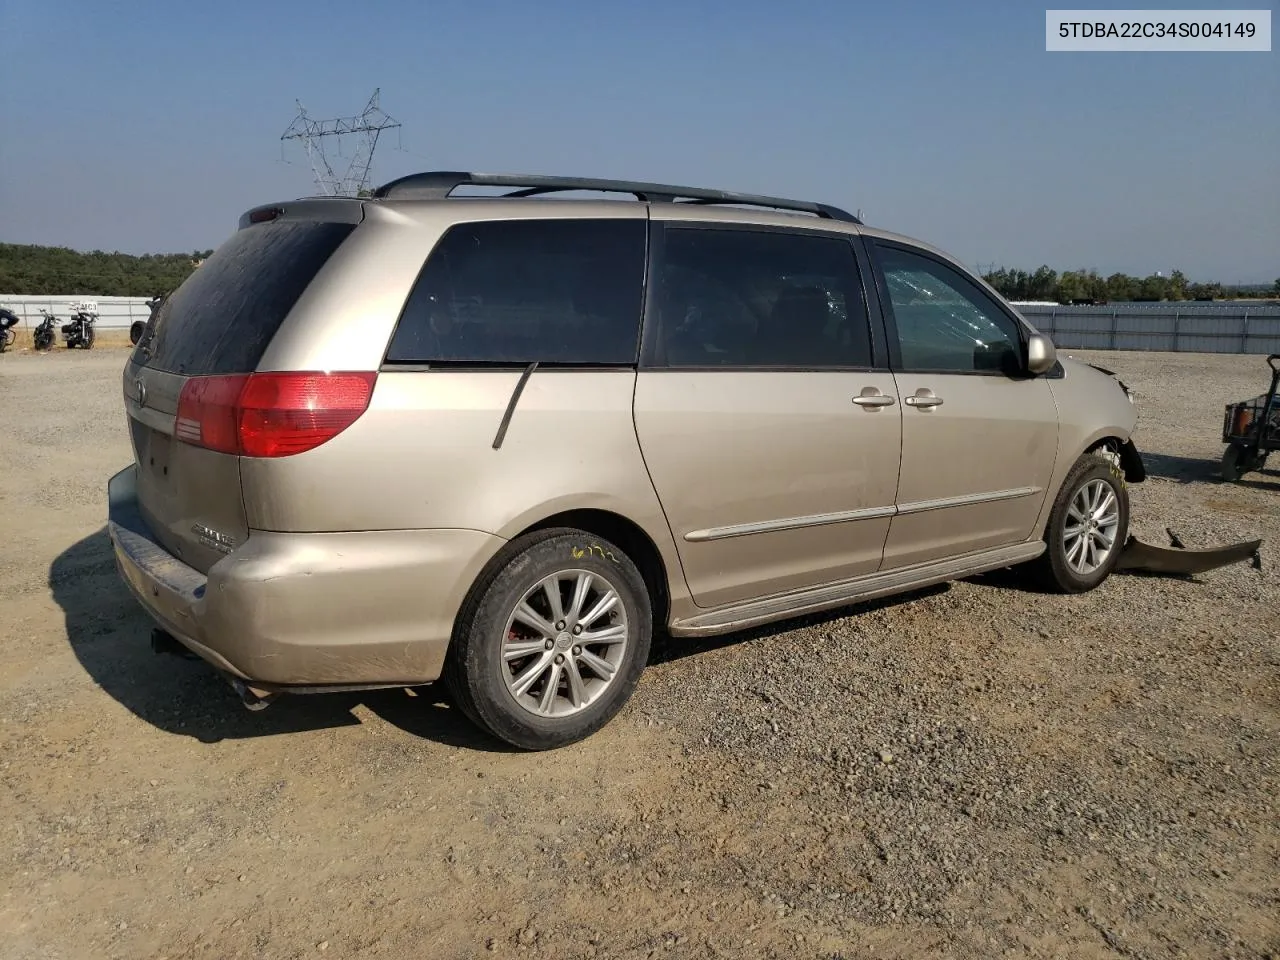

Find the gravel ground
[[1, 348, 1277, 960]]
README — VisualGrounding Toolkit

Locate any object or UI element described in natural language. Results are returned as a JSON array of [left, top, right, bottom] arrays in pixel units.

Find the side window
[[386, 218, 646, 365], [875, 244, 1022, 374], [655, 227, 872, 369]]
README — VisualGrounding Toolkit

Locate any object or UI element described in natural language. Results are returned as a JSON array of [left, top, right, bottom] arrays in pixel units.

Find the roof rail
[[370, 171, 861, 224]]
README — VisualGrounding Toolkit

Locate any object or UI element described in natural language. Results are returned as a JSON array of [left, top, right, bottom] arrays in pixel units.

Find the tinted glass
[[876, 245, 1022, 373], [385, 219, 646, 365], [138, 221, 354, 375], [654, 227, 871, 368]]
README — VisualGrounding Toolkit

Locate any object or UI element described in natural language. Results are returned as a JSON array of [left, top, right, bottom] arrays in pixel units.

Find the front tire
[[1031, 452, 1129, 593], [444, 529, 652, 750]]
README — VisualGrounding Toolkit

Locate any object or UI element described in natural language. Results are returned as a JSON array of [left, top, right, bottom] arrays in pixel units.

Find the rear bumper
[[107, 465, 505, 687]]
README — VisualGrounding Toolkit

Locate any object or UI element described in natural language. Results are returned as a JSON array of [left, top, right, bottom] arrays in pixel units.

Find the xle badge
[[191, 524, 236, 554]]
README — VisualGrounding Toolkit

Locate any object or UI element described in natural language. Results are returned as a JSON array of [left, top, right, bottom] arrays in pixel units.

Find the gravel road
[[1, 348, 1277, 960]]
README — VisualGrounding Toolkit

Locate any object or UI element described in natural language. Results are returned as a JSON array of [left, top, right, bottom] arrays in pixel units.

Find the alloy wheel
[[1063, 478, 1120, 575], [500, 569, 630, 718]]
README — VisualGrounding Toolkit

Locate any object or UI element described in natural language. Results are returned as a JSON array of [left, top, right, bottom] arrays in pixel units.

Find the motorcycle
[[33, 309, 58, 351], [131, 292, 166, 346], [61, 301, 97, 349], [0, 308, 19, 353]]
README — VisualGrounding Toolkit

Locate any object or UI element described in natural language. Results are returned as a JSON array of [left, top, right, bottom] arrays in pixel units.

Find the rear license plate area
[[145, 430, 172, 479]]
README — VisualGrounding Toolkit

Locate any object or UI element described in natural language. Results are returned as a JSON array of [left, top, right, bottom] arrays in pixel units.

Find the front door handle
[[904, 389, 944, 409], [852, 388, 896, 408]]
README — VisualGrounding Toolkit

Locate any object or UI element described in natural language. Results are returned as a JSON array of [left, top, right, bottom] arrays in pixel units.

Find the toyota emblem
[[135, 377, 148, 408]]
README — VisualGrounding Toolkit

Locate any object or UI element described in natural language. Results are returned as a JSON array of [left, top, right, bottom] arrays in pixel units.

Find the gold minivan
[[109, 172, 1145, 749]]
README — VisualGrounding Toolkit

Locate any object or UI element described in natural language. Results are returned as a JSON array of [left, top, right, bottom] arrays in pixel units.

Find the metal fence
[[1, 295, 151, 330], [5, 293, 1280, 353], [1015, 302, 1280, 355]]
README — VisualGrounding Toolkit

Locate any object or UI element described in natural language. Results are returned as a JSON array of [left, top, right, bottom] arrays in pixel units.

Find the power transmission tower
[[280, 89, 401, 197]]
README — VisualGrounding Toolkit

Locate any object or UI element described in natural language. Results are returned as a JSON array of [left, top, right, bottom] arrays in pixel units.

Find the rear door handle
[[904, 389, 943, 409], [852, 388, 896, 408]]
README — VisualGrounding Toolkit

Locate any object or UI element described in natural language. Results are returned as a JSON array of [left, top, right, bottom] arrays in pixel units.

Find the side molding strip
[[684, 505, 897, 543], [683, 487, 1042, 542], [895, 486, 1041, 516]]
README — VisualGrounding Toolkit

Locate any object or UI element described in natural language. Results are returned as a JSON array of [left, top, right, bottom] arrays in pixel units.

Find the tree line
[[0, 243, 214, 297], [3, 241, 1277, 305], [981, 265, 1280, 304]]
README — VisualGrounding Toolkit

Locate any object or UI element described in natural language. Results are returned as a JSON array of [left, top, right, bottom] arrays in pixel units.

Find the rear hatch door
[[124, 211, 358, 573]]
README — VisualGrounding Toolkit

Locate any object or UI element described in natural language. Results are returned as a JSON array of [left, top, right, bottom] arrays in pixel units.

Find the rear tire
[[1030, 452, 1129, 594], [444, 529, 652, 750], [1221, 444, 1244, 482]]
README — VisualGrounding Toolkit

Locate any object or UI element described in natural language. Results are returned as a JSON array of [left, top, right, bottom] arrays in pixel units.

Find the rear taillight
[[175, 371, 376, 457], [175, 375, 245, 454]]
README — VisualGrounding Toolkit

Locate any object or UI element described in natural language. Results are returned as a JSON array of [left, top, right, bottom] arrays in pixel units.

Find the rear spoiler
[[237, 197, 365, 231]]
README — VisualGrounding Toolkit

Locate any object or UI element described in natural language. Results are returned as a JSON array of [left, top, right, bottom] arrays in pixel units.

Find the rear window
[[385, 218, 646, 366], [137, 220, 355, 375]]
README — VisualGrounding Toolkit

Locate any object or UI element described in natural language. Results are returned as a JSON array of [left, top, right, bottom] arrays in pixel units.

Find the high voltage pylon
[[280, 89, 401, 197]]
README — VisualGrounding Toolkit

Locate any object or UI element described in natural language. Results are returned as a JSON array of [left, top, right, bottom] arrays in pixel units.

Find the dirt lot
[[2, 347, 1277, 960]]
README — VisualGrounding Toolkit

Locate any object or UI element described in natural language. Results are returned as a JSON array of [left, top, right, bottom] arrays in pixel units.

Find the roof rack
[[370, 171, 861, 224]]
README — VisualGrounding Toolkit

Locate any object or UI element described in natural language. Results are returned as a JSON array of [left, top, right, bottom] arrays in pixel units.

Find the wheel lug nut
[[555, 621, 566, 631], [554, 654, 564, 665], [573, 645, 581, 656], [572, 625, 582, 635], [544, 640, 554, 650]]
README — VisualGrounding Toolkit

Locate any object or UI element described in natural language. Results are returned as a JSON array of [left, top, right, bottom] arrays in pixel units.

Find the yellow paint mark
[[572, 543, 618, 562]]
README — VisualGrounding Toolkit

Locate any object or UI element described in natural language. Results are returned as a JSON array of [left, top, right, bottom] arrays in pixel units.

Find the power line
[[280, 89, 402, 197]]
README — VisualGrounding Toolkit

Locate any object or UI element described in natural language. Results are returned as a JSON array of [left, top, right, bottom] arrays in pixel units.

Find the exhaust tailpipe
[[227, 676, 276, 712], [150, 629, 276, 711]]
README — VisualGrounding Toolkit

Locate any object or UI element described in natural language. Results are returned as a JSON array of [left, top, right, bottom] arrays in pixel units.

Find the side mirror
[[1025, 333, 1056, 375]]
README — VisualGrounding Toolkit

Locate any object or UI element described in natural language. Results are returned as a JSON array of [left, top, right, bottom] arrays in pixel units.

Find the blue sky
[[1, 0, 1276, 282]]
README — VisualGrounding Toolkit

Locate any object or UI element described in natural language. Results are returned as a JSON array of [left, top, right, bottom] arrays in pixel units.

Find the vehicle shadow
[[649, 584, 950, 664], [1141, 451, 1223, 484], [1232, 470, 1280, 493], [1142, 450, 1280, 489], [962, 565, 1186, 594], [965, 566, 1054, 595], [50, 526, 512, 752]]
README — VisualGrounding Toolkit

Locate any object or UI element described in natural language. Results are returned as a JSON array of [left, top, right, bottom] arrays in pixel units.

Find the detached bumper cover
[[107, 465, 505, 687], [1116, 534, 1262, 576]]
